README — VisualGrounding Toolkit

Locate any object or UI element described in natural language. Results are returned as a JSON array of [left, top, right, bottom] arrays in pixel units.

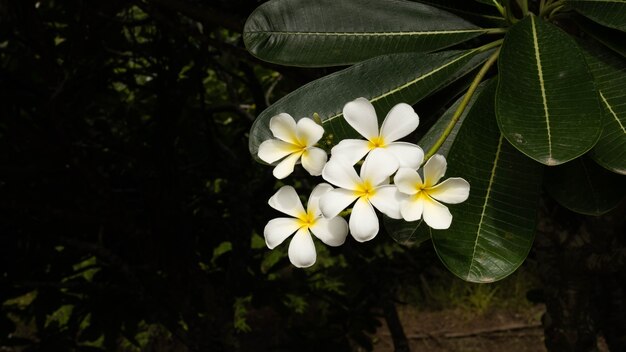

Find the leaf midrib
[[246, 29, 487, 36], [600, 91, 626, 134], [530, 15, 553, 162]]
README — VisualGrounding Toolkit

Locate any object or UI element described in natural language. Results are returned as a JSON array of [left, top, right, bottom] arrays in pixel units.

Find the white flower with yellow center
[[319, 149, 402, 242], [258, 113, 328, 179], [394, 155, 470, 230], [331, 97, 423, 169], [264, 184, 348, 268]]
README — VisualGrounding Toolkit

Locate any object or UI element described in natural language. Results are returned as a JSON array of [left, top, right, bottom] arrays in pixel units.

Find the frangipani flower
[[258, 113, 328, 179], [264, 184, 348, 268], [320, 149, 402, 242], [394, 155, 470, 230], [331, 97, 423, 169]]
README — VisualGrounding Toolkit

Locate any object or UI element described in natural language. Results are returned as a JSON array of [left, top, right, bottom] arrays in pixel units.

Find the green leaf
[[249, 48, 495, 159], [566, 0, 626, 32], [575, 15, 626, 58], [581, 44, 626, 174], [545, 157, 626, 215], [244, 0, 489, 67], [433, 80, 542, 283], [384, 81, 490, 246], [496, 15, 603, 165]]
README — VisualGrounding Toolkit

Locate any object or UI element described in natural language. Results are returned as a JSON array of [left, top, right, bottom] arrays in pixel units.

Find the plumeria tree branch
[[424, 45, 502, 161]]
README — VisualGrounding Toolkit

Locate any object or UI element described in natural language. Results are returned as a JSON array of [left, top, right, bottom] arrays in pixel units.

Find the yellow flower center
[[354, 180, 376, 199], [297, 210, 317, 229], [367, 136, 386, 150]]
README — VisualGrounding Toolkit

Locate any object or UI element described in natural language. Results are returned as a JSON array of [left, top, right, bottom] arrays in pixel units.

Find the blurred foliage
[[0, 0, 437, 350]]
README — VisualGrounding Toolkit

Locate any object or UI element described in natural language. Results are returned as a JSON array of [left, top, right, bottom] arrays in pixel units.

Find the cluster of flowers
[[258, 98, 470, 268]]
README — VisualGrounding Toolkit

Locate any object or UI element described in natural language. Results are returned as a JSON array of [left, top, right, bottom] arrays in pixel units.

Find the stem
[[491, 0, 506, 17], [423, 47, 501, 161], [484, 28, 507, 34], [518, 0, 529, 15], [541, 0, 565, 16]]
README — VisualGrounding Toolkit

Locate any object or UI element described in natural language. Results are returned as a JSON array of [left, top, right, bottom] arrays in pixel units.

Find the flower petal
[[423, 154, 447, 187], [272, 152, 302, 179], [319, 188, 358, 219], [394, 168, 422, 195], [310, 217, 348, 247], [258, 139, 297, 164], [428, 177, 470, 204], [301, 147, 327, 176], [264, 217, 301, 249], [268, 185, 306, 217], [349, 198, 379, 242], [269, 113, 298, 143], [379, 103, 419, 142], [422, 195, 453, 230], [307, 183, 334, 216], [360, 148, 399, 186], [386, 142, 424, 169], [288, 228, 317, 268], [296, 117, 325, 146], [322, 158, 361, 190], [400, 194, 425, 222], [330, 139, 371, 165], [342, 97, 379, 140], [369, 185, 402, 219]]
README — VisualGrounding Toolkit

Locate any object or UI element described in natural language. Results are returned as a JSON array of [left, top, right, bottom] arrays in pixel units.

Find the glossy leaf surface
[[496, 15, 603, 165], [244, 0, 487, 67], [249, 48, 494, 159], [433, 81, 542, 283], [567, 0, 626, 32]]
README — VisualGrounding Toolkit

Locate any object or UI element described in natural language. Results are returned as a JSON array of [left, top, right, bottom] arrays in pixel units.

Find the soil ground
[[372, 304, 609, 352]]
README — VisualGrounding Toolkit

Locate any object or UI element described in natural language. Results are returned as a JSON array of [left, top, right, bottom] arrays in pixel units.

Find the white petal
[[400, 194, 425, 222], [386, 142, 424, 169], [310, 217, 348, 247], [258, 139, 297, 164], [296, 117, 325, 146], [264, 217, 301, 249], [319, 188, 358, 218], [288, 228, 317, 268], [268, 185, 306, 217], [379, 103, 419, 142], [394, 168, 422, 195], [349, 198, 379, 242], [342, 97, 379, 140], [321, 158, 361, 190], [422, 195, 453, 230], [330, 139, 371, 165], [269, 113, 298, 143], [301, 147, 327, 176], [423, 154, 447, 187], [307, 183, 334, 216], [428, 177, 470, 204], [360, 148, 399, 186], [272, 152, 302, 179], [369, 185, 402, 219]]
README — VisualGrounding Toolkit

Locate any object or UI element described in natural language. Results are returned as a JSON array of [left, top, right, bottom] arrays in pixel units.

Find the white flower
[[331, 97, 423, 170], [264, 184, 348, 268], [394, 155, 470, 230], [319, 149, 403, 242], [258, 113, 328, 179]]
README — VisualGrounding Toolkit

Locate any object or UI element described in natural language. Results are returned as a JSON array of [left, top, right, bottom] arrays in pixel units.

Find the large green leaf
[[433, 81, 542, 283], [249, 48, 495, 159], [581, 44, 626, 174], [244, 0, 489, 67], [566, 0, 626, 32], [384, 81, 490, 246], [545, 157, 626, 215], [496, 15, 603, 165]]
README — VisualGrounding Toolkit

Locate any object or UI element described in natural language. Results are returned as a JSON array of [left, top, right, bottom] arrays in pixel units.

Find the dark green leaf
[[433, 81, 542, 283], [244, 0, 489, 67], [581, 44, 626, 174], [249, 48, 495, 159], [545, 157, 626, 215], [566, 0, 626, 32], [496, 15, 603, 165], [575, 14, 626, 58]]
